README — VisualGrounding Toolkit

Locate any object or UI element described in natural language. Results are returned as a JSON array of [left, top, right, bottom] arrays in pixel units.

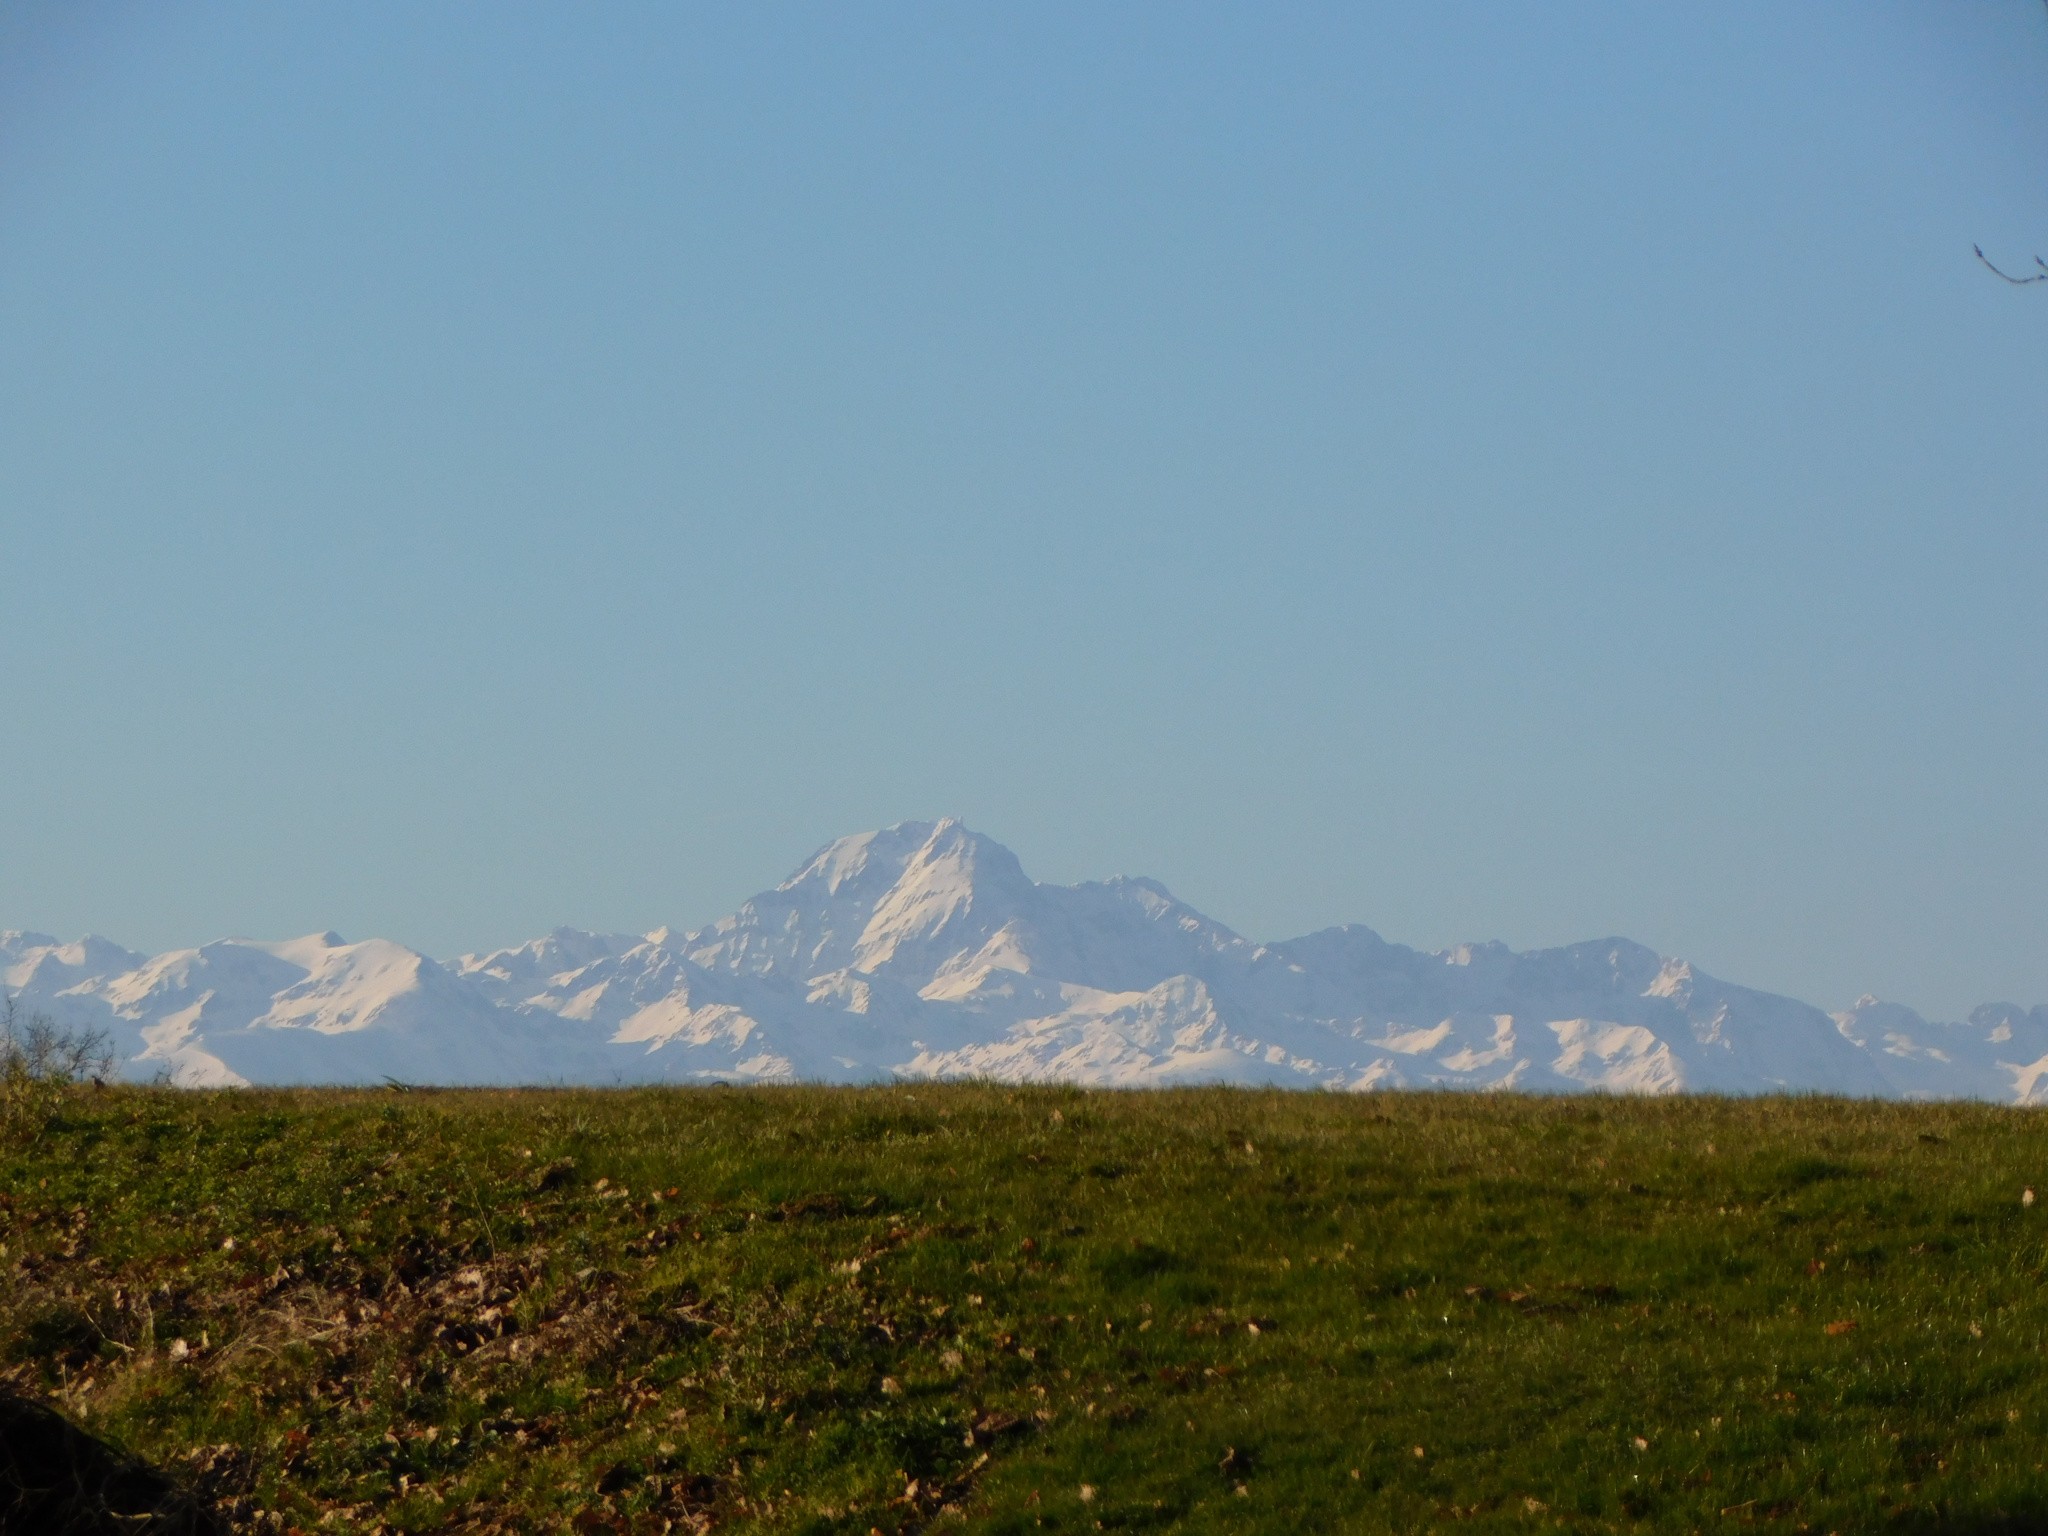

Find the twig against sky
[[1974, 245, 2048, 284]]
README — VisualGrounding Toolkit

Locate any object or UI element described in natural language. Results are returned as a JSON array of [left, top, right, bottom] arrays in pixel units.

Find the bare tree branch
[[1974, 245, 2048, 284], [2, 995, 115, 1084]]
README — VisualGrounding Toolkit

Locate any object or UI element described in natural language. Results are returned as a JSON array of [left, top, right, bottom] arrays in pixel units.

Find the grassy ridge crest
[[4, 1085, 2047, 1533]]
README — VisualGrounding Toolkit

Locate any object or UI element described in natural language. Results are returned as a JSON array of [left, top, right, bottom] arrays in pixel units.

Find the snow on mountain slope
[[455, 926, 644, 1009], [5, 930, 609, 1087], [1833, 997, 2048, 1103], [4, 821, 2041, 1097], [3, 932, 149, 995]]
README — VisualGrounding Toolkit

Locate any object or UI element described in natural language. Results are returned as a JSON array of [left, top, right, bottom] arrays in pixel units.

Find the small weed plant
[[1, 998, 115, 1148]]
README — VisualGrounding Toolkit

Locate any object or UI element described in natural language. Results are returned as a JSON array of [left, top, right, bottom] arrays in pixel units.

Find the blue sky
[[2, 2, 2044, 1017]]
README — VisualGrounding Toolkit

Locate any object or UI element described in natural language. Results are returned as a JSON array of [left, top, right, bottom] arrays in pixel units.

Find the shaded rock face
[[4, 818, 2043, 1098], [0, 1391, 220, 1536]]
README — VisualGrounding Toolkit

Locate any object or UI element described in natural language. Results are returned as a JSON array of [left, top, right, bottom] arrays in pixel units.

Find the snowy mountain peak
[[778, 819, 954, 898], [852, 820, 1036, 977], [242, 931, 352, 967], [2, 932, 148, 995]]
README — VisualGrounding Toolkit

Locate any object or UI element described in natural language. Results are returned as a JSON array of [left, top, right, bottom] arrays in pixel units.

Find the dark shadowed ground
[[0, 1388, 219, 1535]]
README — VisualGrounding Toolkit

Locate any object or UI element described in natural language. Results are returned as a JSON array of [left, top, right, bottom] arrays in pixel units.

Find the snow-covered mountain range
[[6, 819, 2045, 1099]]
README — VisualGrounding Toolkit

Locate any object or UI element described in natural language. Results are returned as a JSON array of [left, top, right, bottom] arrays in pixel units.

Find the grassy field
[[5, 1084, 2048, 1534]]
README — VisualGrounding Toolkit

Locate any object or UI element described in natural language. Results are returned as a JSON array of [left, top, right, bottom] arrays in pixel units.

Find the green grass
[[6, 1085, 2048, 1533]]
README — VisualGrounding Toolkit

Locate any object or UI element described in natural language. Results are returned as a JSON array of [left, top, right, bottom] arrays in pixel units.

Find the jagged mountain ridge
[[4, 819, 2042, 1098]]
